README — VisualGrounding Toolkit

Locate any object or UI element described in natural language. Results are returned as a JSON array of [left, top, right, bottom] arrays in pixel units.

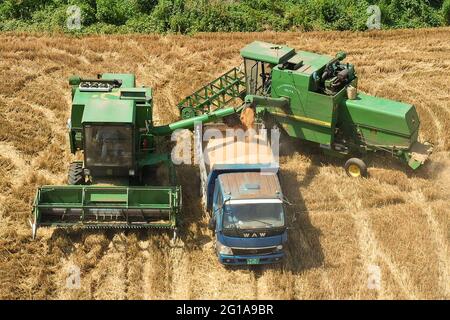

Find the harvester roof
[[241, 41, 333, 75], [82, 99, 135, 124], [291, 50, 334, 74], [240, 41, 296, 64]]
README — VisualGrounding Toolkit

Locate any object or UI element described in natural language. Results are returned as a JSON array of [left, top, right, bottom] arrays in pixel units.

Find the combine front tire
[[344, 158, 367, 178], [68, 162, 84, 185]]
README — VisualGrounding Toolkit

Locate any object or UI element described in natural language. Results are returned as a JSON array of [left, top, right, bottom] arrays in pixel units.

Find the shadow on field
[[366, 152, 437, 180], [170, 164, 213, 250], [280, 163, 324, 273], [283, 132, 434, 181], [273, 134, 324, 273]]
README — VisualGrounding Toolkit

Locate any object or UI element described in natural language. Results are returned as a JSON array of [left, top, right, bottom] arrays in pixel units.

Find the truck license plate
[[247, 258, 260, 265]]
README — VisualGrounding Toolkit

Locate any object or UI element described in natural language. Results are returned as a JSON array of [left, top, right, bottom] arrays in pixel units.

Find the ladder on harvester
[[177, 67, 246, 119]]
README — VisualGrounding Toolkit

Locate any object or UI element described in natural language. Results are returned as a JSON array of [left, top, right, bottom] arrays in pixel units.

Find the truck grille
[[231, 246, 276, 256], [223, 228, 286, 238]]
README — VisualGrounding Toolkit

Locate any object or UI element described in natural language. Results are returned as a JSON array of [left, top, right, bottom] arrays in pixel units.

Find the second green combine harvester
[[178, 41, 432, 177]]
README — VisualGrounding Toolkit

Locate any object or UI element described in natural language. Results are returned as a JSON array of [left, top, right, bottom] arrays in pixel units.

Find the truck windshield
[[84, 125, 133, 167], [223, 201, 284, 230]]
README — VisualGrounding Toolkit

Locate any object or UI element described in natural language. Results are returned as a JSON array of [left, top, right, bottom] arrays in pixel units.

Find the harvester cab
[[240, 42, 355, 98], [68, 74, 158, 182]]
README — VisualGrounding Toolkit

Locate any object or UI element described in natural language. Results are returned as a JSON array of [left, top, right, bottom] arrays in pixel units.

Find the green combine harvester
[[31, 73, 239, 238], [178, 41, 432, 177]]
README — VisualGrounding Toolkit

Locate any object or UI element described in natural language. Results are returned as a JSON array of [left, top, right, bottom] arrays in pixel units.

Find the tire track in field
[[90, 233, 129, 300], [141, 237, 173, 300], [0, 97, 67, 192], [0, 94, 61, 124], [409, 190, 450, 298], [141, 238, 168, 300], [252, 266, 282, 300], [0, 140, 62, 188], [54, 233, 129, 300], [0, 142, 28, 189], [141, 235, 175, 299], [0, 94, 64, 153], [340, 196, 387, 299], [122, 234, 150, 300], [333, 184, 420, 299], [168, 240, 192, 299], [51, 233, 107, 299], [124, 237, 148, 300], [141, 241, 154, 299], [292, 226, 337, 299]]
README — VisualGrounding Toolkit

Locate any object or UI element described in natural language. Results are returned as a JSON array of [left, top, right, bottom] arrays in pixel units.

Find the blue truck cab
[[210, 171, 286, 265], [196, 123, 287, 265]]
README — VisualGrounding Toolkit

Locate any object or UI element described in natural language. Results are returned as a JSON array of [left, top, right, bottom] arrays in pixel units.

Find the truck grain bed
[[195, 123, 279, 210], [200, 123, 275, 174]]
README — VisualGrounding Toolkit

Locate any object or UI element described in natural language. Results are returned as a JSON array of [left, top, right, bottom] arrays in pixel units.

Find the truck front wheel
[[344, 158, 367, 178]]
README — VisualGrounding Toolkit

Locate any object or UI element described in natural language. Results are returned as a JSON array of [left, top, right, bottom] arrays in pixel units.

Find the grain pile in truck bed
[[205, 130, 275, 171]]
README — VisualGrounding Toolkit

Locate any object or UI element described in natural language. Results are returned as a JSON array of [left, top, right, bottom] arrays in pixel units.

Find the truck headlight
[[276, 245, 283, 251], [216, 240, 233, 255]]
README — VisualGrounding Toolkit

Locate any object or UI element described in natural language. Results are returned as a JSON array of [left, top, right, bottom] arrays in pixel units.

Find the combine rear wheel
[[68, 162, 84, 185], [344, 158, 367, 178]]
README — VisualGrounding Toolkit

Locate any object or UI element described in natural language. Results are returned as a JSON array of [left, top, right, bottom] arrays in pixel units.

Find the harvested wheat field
[[0, 28, 449, 300]]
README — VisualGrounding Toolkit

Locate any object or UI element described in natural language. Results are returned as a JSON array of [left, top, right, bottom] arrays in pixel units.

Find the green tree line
[[0, 0, 449, 33]]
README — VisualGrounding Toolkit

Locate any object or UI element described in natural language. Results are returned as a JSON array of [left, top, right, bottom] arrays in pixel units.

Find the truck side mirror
[[208, 217, 216, 231]]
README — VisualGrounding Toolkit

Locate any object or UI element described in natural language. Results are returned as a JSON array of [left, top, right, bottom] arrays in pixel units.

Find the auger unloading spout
[[150, 106, 241, 136]]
